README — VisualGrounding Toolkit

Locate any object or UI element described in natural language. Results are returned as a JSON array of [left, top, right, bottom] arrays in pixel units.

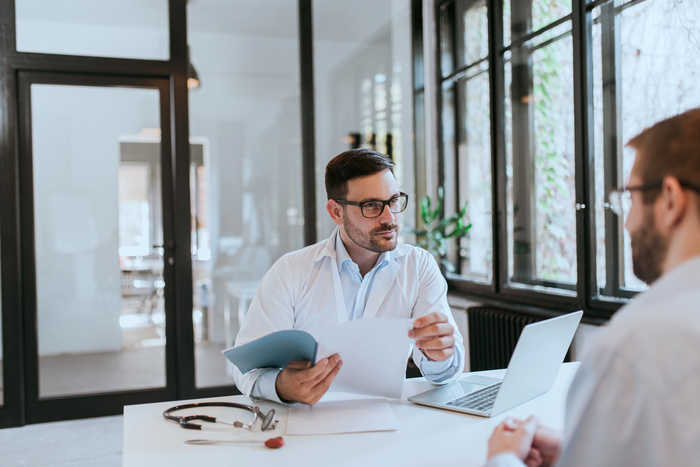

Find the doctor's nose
[[377, 204, 397, 222]]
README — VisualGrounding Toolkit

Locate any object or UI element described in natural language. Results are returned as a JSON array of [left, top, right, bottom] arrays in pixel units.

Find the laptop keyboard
[[446, 381, 502, 412]]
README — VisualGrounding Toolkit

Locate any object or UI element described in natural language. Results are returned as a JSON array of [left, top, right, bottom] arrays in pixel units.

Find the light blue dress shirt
[[335, 233, 390, 321]]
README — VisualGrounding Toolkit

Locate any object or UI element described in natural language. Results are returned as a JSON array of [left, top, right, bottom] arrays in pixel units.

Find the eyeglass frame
[[333, 192, 409, 218], [607, 179, 700, 217]]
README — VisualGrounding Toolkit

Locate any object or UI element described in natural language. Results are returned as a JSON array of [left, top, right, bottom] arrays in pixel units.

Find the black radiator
[[467, 307, 542, 371]]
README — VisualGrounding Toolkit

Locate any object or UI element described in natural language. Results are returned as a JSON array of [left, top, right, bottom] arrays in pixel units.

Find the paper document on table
[[316, 318, 413, 399], [286, 397, 399, 435]]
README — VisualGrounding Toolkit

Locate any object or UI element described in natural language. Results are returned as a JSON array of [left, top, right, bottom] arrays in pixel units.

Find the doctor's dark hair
[[325, 149, 395, 200], [627, 107, 700, 213]]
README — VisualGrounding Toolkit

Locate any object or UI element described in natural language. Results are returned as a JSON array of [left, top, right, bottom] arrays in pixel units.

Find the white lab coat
[[232, 227, 465, 400]]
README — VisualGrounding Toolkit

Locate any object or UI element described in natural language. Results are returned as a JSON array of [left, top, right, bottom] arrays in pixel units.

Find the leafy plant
[[409, 187, 472, 273]]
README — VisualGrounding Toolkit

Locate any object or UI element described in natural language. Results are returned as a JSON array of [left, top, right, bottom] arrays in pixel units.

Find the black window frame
[[434, 0, 664, 322]]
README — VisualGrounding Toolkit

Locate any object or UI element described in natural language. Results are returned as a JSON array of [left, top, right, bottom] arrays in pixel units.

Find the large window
[[592, 0, 700, 298], [438, 0, 700, 317], [440, 0, 494, 283]]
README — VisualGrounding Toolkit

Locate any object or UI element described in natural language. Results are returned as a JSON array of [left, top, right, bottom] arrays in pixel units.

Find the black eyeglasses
[[607, 180, 700, 217], [334, 192, 409, 218]]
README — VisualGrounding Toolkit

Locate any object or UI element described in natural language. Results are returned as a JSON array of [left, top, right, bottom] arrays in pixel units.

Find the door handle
[[153, 242, 176, 265]]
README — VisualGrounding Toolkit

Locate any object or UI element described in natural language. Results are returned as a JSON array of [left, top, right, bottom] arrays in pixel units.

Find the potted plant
[[409, 187, 472, 273]]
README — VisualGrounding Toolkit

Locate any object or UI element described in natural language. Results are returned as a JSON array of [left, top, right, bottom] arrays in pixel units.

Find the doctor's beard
[[342, 212, 399, 253]]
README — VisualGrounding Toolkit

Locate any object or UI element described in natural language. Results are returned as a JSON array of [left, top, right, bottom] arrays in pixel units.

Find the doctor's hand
[[275, 354, 342, 405], [409, 312, 455, 362]]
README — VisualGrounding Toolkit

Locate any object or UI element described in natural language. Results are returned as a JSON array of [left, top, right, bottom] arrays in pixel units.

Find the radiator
[[467, 307, 542, 371]]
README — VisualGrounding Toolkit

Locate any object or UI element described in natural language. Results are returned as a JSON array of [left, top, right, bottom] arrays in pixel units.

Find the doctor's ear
[[659, 176, 690, 229], [326, 200, 344, 226]]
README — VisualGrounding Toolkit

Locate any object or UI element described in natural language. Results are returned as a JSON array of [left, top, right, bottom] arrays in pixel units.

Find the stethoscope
[[163, 401, 278, 432]]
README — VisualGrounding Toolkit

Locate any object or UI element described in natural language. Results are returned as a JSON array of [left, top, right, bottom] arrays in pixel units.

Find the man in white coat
[[233, 148, 465, 405], [486, 108, 700, 466]]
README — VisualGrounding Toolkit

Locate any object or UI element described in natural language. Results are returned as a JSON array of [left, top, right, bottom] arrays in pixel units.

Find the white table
[[123, 362, 579, 467]]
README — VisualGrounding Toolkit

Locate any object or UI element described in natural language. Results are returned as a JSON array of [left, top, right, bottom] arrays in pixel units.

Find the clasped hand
[[409, 312, 456, 361], [487, 416, 561, 467]]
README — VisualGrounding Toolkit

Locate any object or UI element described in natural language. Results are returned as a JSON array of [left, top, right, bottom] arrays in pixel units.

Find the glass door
[[18, 72, 178, 422]]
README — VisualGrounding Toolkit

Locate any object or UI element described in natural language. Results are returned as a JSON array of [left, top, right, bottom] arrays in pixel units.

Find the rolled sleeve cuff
[[415, 350, 460, 384], [250, 369, 284, 404]]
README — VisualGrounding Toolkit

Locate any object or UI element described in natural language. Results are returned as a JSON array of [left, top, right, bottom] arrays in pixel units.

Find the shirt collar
[[612, 254, 700, 325], [335, 232, 355, 271]]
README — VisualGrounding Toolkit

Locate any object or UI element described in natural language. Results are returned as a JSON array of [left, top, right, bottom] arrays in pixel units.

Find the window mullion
[[509, 0, 536, 283], [600, 1, 623, 296], [491, 0, 505, 293]]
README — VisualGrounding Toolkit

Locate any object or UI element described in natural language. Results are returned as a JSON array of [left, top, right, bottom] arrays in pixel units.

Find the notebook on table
[[408, 310, 583, 417]]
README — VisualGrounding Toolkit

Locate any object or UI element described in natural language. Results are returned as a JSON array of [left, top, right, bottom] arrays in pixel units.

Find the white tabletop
[[123, 362, 579, 467]]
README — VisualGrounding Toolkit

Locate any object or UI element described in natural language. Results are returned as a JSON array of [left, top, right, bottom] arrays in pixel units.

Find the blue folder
[[223, 330, 319, 374]]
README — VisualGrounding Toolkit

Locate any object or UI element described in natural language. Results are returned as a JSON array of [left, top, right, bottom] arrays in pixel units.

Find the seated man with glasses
[[232, 148, 465, 405], [486, 108, 700, 466]]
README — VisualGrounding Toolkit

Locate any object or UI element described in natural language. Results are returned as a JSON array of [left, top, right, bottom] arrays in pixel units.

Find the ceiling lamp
[[187, 46, 201, 90]]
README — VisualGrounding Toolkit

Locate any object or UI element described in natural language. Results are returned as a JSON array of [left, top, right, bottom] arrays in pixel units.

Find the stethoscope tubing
[[163, 401, 276, 431]]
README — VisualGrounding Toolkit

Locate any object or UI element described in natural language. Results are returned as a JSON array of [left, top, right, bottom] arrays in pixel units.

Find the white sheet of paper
[[286, 397, 399, 435], [316, 318, 413, 399]]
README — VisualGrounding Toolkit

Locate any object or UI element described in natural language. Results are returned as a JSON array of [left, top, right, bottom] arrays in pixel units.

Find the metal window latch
[[575, 203, 586, 211]]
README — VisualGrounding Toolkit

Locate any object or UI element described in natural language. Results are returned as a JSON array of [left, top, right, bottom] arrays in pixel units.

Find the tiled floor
[[1, 415, 123, 466], [0, 330, 235, 466]]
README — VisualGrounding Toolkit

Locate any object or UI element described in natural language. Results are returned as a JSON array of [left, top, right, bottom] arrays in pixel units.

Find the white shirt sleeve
[[483, 454, 526, 467], [558, 316, 700, 467]]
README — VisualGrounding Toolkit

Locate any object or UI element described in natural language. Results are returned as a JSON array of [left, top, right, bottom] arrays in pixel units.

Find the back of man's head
[[325, 148, 395, 200], [627, 107, 700, 214]]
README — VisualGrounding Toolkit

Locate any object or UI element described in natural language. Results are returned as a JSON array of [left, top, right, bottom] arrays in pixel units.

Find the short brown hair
[[627, 108, 700, 210], [325, 149, 395, 200]]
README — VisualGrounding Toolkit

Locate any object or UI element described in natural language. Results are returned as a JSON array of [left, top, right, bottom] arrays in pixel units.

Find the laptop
[[408, 310, 583, 417]]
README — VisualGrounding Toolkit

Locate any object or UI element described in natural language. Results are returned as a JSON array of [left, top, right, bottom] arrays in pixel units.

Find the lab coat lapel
[[362, 259, 399, 319], [315, 227, 349, 325], [330, 258, 349, 324]]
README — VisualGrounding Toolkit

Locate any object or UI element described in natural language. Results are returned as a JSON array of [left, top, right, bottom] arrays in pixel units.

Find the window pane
[[440, 3, 455, 78], [15, 0, 169, 59], [314, 1, 416, 240], [504, 0, 572, 47], [456, 0, 488, 69], [187, 0, 304, 388], [456, 67, 493, 283], [505, 22, 576, 289], [32, 84, 165, 397], [592, 0, 700, 296]]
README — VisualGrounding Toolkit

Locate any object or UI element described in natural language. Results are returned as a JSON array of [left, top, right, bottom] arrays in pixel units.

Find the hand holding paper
[[223, 318, 413, 402], [409, 312, 456, 362], [276, 355, 343, 405]]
